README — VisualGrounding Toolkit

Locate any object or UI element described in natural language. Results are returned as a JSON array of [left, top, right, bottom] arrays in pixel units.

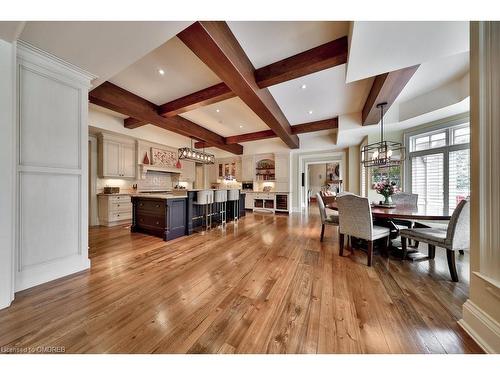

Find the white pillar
[[0, 39, 16, 309], [459, 21, 500, 353]]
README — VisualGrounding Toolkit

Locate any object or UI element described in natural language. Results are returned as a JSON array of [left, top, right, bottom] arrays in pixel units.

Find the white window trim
[[404, 114, 470, 214]]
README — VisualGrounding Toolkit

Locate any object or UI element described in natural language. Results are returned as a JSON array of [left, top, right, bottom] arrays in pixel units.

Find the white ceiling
[[110, 36, 221, 105], [228, 21, 349, 68], [397, 51, 469, 102], [347, 21, 469, 83], [268, 64, 373, 125], [180, 96, 270, 137], [20, 21, 192, 87]]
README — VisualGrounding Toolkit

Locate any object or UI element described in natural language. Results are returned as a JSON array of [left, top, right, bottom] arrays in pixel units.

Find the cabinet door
[[120, 142, 136, 178], [242, 156, 254, 181], [245, 194, 254, 209], [275, 154, 289, 182], [103, 139, 121, 177]]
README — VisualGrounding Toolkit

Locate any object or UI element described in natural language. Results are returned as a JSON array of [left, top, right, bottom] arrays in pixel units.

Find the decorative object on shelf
[[178, 138, 214, 164], [263, 186, 272, 192], [256, 158, 275, 181], [151, 147, 177, 168], [103, 186, 120, 194], [143, 152, 150, 165], [175, 159, 181, 169], [361, 102, 406, 168], [374, 180, 399, 206]]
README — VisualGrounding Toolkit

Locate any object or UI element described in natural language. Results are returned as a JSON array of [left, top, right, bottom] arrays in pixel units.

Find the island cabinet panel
[[132, 197, 187, 241]]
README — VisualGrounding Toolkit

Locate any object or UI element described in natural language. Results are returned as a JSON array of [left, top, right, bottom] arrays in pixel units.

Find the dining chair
[[316, 192, 338, 242], [399, 199, 470, 282], [336, 194, 390, 266], [389, 192, 419, 245]]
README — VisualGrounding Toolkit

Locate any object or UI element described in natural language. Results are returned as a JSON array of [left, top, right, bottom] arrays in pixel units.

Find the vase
[[143, 152, 150, 165], [383, 195, 392, 205]]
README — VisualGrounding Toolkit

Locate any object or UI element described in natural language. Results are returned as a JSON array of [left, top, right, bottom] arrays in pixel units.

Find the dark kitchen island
[[131, 193, 187, 241]]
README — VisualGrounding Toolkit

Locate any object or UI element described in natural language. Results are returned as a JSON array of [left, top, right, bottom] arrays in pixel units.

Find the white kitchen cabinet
[[120, 142, 136, 178], [98, 134, 136, 178], [245, 192, 254, 209], [179, 160, 196, 182], [275, 153, 290, 183], [98, 194, 132, 226], [241, 155, 254, 181]]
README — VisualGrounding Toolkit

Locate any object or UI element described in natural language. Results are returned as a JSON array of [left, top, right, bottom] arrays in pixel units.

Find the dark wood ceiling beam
[[194, 117, 338, 148], [124, 117, 147, 129], [255, 36, 348, 89], [362, 65, 420, 126], [158, 82, 235, 117], [178, 21, 300, 149], [290, 118, 338, 134], [89, 82, 243, 155]]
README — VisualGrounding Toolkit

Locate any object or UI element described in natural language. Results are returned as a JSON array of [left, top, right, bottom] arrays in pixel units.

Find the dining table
[[326, 202, 451, 261]]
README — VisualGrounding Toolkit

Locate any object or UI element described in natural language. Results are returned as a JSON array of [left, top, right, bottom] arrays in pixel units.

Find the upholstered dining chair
[[316, 192, 339, 242], [389, 192, 419, 244], [336, 194, 391, 266], [399, 199, 470, 282]]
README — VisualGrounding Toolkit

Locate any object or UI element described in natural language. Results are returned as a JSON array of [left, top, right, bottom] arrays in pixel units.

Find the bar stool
[[214, 189, 228, 227], [227, 189, 240, 222], [195, 190, 214, 230]]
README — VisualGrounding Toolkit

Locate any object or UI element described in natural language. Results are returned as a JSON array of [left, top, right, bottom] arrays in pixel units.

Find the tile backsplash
[[137, 171, 174, 191], [97, 171, 176, 193]]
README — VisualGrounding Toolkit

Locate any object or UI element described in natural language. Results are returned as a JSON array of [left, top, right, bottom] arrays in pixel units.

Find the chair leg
[[446, 249, 459, 282], [428, 244, 436, 259], [320, 224, 325, 242], [339, 233, 344, 256], [459, 250, 465, 255], [383, 236, 390, 257], [414, 240, 420, 248], [401, 236, 408, 260], [367, 240, 373, 267]]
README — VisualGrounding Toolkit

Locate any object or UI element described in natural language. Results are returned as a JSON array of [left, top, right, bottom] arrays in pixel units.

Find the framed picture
[[151, 147, 177, 168]]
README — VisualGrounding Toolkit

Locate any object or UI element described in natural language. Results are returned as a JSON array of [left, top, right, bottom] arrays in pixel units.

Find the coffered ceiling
[[8, 20, 470, 156]]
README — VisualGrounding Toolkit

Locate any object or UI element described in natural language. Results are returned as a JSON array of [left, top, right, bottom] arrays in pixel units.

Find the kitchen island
[[131, 193, 187, 241]]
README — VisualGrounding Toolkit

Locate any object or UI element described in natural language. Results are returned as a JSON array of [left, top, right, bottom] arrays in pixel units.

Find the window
[[406, 121, 470, 214]]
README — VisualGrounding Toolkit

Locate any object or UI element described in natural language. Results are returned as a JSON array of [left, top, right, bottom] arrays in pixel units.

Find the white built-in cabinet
[[275, 153, 290, 192], [98, 134, 136, 178], [179, 160, 196, 182], [241, 155, 254, 181]]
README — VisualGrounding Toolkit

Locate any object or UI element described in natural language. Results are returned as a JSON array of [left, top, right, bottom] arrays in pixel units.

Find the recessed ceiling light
[[158, 69, 165, 75], [301, 84, 307, 89], [239, 125, 243, 128], [308, 110, 313, 115], [216, 109, 220, 113]]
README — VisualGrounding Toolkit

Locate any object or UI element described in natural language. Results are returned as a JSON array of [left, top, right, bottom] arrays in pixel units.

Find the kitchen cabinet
[[241, 155, 254, 181], [98, 194, 133, 226], [179, 160, 196, 182], [98, 134, 136, 178], [131, 196, 187, 241], [245, 192, 254, 209]]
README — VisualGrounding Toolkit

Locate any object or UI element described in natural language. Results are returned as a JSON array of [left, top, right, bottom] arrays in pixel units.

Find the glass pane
[[410, 131, 447, 151], [449, 149, 470, 213], [412, 153, 444, 211], [452, 126, 470, 145]]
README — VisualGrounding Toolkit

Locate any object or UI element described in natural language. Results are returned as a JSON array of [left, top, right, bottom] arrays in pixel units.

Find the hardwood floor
[[0, 207, 482, 353]]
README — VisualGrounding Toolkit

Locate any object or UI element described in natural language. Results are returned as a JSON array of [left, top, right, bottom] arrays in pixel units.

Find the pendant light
[[361, 102, 406, 168], [178, 138, 215, 165]]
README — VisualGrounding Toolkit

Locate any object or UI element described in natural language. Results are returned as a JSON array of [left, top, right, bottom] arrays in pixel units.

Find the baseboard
[[15, 256, 91, 292], [458, 299, 500, 353]]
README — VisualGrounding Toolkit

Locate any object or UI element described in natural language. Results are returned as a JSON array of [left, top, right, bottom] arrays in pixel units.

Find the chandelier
[[361, 102, 406, 168], [178, 138, 215, 164]]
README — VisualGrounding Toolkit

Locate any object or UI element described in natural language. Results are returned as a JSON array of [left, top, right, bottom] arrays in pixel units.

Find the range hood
[[138, 163, 181, 179]]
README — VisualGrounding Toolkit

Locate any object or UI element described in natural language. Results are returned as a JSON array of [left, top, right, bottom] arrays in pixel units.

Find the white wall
[[0, 39, 16, 309], [14, 42, 93, 292], [308, 163, 327, 196]]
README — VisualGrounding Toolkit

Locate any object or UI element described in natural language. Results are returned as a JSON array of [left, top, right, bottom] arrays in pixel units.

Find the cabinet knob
[[156, 204, 160, 208], [156, 221, 159, 225], [117, 214, 120, 217]]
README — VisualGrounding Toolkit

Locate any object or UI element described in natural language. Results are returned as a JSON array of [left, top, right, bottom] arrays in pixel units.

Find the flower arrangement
[[374, 180, 399, 205]]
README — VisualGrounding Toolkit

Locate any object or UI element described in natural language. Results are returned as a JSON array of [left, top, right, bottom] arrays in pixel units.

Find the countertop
[[131, 193, 187, 200], [97, 192, 132, 196], [244, 191, 289, 194]]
